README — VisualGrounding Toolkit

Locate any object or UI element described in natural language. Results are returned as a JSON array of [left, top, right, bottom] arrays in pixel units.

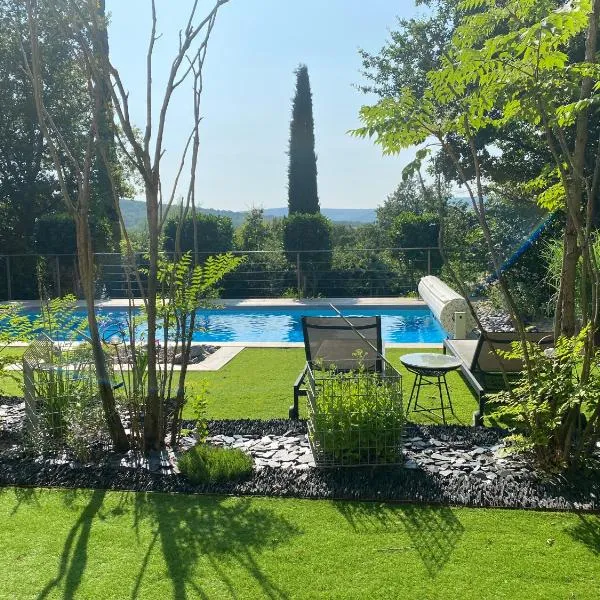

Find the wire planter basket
[[306, 361, 405, 467]]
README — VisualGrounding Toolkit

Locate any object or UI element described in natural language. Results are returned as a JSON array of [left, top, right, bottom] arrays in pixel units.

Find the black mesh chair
[[290, 315, 383, 419]]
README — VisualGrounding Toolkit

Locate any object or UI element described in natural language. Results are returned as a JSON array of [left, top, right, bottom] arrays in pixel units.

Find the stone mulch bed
[[113, 344, 219, 365], [1, 401, 599, 511]]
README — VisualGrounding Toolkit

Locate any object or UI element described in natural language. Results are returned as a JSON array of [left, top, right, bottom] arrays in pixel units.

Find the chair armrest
[[294, 363, 309, 391]]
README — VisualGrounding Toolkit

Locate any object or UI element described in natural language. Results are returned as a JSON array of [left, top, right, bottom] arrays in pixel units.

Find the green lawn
[[185, 347, 479, 424], [1, 347, 479, 424], [1, 350, 597, 598], [0, 487, 598, 600]]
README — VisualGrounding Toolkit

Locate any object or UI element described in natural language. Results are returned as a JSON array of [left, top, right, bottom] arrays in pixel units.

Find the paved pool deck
[[7, 297, 426, 309]]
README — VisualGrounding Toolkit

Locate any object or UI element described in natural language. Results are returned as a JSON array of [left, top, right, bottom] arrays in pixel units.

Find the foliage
[[33, 213, 77, 255], [288, 64, 319, 215], [181, 390, 208, 443], [283, 213, 332, 266], [359, 0, 458, 99], [353, 0, 600, 331], [235, 207, 270, 251], [178, 444, 253, 484], [376, 174, 439, 231], [389, 212, 439, 249], [117, 251, 243, 448], [544, 234, 600, 320], [163, 213, 234, 256], [309, 357, 405, 465], [33, 295, 87, 341], [492, 329, 600, 469], [0, 0, 122, 256], [283, 213, 332, 296], [0, 303, 31, 394], [25, 341, 111, 460]]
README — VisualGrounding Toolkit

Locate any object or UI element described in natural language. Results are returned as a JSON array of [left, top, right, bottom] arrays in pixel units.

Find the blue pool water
[[23, 305, 446, 343]]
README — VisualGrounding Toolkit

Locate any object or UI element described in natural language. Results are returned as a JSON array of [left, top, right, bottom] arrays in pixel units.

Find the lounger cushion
[[444, 339, 479, 371]]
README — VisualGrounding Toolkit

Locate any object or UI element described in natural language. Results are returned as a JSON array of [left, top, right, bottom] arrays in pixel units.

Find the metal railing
[[0, 247, 441, 301]]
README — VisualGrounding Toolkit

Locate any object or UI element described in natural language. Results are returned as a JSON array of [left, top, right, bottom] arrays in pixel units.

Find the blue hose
[[473, 210, 558, 295]]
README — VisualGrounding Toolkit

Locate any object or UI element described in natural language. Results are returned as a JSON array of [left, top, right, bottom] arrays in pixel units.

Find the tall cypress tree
[[287, 64, 319, 214]]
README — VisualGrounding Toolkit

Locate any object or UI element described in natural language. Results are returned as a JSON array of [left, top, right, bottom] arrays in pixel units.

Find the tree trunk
[[143, 185, 161, 450], [76, 210, 129, 451], [556, 215, 579, 337]]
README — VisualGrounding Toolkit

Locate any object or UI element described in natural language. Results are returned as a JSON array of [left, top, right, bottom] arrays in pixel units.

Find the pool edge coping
[[2, 297, 426, 309]]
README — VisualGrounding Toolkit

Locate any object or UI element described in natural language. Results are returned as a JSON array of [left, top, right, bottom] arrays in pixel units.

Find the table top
[[400, 352, 462, 372]]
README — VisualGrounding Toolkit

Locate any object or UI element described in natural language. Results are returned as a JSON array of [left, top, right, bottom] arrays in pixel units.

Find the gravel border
[[0, 456, 597, 512], [1, 418, 598, 512]]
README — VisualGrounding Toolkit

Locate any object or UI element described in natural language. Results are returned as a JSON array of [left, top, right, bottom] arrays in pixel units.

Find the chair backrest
[[475, 331, 554, 373], [302, 316, 383, 372]]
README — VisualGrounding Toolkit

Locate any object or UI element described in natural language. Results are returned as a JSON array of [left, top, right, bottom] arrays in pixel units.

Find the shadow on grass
[[568, 514, 600, 555], [36, 489, 106, 600], [336, 501, 464, 577], [1, 487, 300, 600], [128, 493, 300, 600]]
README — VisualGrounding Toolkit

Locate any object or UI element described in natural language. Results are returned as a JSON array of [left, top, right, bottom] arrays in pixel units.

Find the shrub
[[163, 213, 234, 255], [491, 329, 600, 470], [308, 362, 404, 466], [283, 212, 332, 266], [178, 445, 254, 484]]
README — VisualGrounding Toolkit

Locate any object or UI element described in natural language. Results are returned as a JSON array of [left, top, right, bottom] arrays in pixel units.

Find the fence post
[[427, 249, 431, 275], [296, 252, 301, 297], [5, 256, 12, 301], [55, 255, 61, 297]]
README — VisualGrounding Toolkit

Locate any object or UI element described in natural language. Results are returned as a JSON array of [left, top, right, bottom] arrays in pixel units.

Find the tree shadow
[[0, 485, 42, 515], [568, 513, 600, 555], [37, 488, 106, 600], [336, 501, 464, 577], [129, 492, 301, 600], [2, 486, 300, 599]]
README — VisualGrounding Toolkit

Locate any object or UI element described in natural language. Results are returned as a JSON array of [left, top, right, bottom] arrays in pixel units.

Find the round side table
[[400, 353, 462, 424]]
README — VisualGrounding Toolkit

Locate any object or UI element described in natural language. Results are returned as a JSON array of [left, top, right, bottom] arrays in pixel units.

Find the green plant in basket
[[309, 351, 404, 466]]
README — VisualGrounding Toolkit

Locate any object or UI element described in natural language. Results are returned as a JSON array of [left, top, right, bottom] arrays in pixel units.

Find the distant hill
[[119, 199, 376, 231], [263, 207, 376, 224]]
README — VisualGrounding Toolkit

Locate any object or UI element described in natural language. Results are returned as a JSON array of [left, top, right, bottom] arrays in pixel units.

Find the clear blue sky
[[107, 1, 426, 211]]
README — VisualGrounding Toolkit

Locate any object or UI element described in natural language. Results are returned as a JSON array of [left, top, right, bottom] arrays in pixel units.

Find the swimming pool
[[21, 305, 446, 343]]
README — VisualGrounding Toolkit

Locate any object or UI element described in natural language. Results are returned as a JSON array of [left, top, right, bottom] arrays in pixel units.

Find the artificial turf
[[0, 487, 598, 600], [1, 347, 479, 424], [183, 347, 479, 424], [1, 350, 598, 598]]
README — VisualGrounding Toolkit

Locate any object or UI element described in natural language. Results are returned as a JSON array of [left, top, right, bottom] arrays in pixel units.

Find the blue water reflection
[[22, 305, 446, 343]]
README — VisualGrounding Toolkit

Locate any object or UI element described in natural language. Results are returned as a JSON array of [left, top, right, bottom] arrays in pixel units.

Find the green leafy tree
[[235, 207, 269, 251], [163, 214, 234, 256], [0, 0, 122, 257], [283, 213, 332, 295], [354, 0, 600, 466], [288, 65, 319, 215]]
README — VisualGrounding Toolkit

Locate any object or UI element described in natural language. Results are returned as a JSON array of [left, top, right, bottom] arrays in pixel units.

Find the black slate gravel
[[0, 456, 598, 512], [0, 418, 598, 511]]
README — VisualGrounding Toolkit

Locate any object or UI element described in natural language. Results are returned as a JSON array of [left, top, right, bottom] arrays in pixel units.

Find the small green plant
[[282, 287, 300, 299], [178, 445, 253, 484], [309, 355, 404, 466], [179, 387, 208, 443], [492, 329, 600, 470], [25, 341, 111, 457]]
